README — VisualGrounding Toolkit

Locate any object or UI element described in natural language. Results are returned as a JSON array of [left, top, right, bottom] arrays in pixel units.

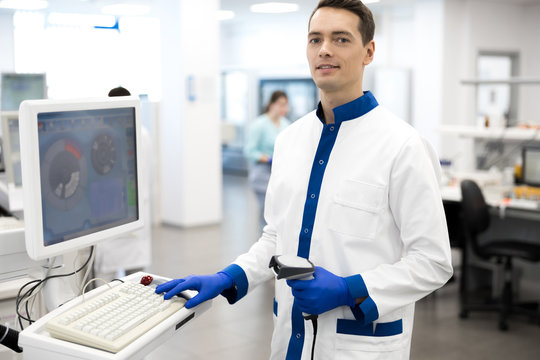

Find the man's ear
[[363, 40, 375, 66]]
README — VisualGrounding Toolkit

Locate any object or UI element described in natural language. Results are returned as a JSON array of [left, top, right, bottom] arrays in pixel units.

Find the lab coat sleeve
[[346, 134, 453, 323], [244, 121, 264, 164]]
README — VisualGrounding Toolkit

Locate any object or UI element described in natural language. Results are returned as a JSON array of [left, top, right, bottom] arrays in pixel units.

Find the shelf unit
[[461, 78, 540, 85], [439, 125, 540, 142], [441, 77, 540, 142]]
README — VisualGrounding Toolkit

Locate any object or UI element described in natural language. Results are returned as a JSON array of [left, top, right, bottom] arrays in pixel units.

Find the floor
[[145, 174, 540, 360]]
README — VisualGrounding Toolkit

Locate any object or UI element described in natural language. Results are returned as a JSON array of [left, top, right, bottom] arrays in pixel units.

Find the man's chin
[[314, 79, 341, 93]]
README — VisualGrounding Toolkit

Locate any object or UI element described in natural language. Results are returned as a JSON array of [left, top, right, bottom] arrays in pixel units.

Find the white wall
[[159, 0, 222, 227], [521, 3, 540, 125], [220, 9, 311, 74], [412, 0, 444, 150], [0, 13, 15, 80]]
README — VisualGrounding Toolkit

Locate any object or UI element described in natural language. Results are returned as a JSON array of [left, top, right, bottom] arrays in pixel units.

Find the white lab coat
[[223, 93, 453, 360], [94, 126, 152, 275]]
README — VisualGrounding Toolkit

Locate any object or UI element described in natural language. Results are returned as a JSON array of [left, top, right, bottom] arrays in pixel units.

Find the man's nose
[[318, 41, 332, 57]]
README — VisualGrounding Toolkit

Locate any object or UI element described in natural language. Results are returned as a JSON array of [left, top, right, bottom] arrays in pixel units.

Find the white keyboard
[[45, 281, 186, 353]]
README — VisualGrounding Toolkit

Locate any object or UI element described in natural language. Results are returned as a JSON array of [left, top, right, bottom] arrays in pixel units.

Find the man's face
[[307, 7, 374, 95]]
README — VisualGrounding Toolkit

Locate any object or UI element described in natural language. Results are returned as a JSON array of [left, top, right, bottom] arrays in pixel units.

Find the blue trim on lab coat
[[336, 318, 403, 337], [287, 91, 379, 360], [220, 264, 248, 304], [345, 274, 380, 324], [350, 297, 379, 325]]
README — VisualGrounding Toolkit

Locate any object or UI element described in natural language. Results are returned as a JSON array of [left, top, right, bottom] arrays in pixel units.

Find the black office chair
[[459, 179, 540, 330]]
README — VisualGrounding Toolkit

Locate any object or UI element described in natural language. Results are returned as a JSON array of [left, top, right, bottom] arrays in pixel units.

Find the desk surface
[[442, 183, 540, 222], [441, 170, 540, 209]]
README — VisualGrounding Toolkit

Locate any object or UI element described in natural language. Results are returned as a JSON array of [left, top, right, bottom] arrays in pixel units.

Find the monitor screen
[[19, 98, 143, 260], [1, 73, 47, 111], [523, 146, 540, 187]]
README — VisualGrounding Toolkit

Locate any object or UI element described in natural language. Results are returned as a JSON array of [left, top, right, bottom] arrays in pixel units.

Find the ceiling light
[[363, 0, 380, 4], [0, 0, 48, 10], [250, 2, 299, 14], [217, 10, 235, 21], [101, 4, 149, 16]]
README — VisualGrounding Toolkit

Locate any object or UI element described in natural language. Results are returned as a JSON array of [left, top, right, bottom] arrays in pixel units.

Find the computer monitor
[[19, 97, 143, 260], [522, 146, 540, 187], [1, 73, 47, 111]]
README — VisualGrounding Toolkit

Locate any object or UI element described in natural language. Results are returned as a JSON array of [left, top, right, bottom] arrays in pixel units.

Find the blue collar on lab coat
[[315, 91, 379, 125]]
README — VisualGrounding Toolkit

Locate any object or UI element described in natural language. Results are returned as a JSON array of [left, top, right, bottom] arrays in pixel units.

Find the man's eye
[[337, 37, 349, 43], [309, 38, 320, 44]]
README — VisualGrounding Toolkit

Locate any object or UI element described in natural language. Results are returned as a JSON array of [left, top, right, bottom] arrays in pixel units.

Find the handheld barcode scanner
[[269, 255, 315, 280], [269, 255, 317, 319], [270, 254, 319, 360]]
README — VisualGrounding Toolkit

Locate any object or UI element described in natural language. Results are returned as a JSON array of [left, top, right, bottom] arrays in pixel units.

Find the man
[[156, 1, 453, 359]]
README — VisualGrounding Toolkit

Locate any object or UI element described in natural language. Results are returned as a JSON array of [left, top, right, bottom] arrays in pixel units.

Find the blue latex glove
[[155, 272, 234, 309], [268, 157, 272, 165], [286, 266, 355, 315]]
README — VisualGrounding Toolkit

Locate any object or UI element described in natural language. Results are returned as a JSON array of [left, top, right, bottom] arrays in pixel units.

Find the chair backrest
[[460, 179, 491, 235]]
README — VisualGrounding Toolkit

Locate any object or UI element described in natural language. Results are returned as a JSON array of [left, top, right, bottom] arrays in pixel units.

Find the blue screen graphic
[[37, 107, 138, 247]]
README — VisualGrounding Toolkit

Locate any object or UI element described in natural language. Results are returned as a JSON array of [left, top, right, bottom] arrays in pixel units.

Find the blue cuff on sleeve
[[220, 264, 249, 304], [344, 274, 369, 299], [345, 274, 379, 325], [358, 296, 379, 324]]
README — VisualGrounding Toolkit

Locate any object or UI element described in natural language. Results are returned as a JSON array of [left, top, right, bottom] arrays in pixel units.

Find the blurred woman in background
[[244, 90, 290, 228]]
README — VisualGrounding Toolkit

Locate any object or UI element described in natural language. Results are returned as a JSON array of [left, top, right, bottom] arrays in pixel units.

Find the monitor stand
[[41, 255, 80, 312]]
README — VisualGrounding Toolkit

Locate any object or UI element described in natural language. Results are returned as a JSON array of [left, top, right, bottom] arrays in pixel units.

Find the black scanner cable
[[304, 314, 318, 360]]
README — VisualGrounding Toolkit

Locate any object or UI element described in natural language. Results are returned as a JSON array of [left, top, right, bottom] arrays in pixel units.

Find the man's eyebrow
[[308, 30, 354, 37], [332, 31, 353, 37]]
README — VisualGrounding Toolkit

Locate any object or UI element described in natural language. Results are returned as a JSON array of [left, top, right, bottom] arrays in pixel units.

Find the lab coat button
[[310, 194, 316, 199], [304, 228, 309, 233], [319, 160, 324, 165], [330, 126, 335, 131], [296, 333, 302, 339]]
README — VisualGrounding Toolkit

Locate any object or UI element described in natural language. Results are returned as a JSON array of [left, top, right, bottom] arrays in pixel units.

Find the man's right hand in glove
[[155, 272, 234, 309]]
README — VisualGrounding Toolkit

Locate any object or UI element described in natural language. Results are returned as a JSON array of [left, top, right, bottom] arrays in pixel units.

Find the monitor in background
[[19, 97, 143, 260], [1, 73, 47, 111], [522, 146, 540, 187]]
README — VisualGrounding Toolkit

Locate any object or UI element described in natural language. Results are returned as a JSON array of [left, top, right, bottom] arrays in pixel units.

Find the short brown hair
[[309, 0, 375, 45]]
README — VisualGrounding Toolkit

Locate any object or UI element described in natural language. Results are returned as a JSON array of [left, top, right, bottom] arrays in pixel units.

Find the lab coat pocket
[[330, 179, 385, 239], [335, 319, 406, 359]]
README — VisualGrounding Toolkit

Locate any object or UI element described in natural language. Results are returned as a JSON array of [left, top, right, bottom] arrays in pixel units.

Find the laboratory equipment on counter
[[4, 98, 213, 360]]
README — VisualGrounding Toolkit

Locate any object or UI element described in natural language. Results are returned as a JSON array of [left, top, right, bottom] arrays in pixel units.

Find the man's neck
[[320, 88, 364, 124]]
